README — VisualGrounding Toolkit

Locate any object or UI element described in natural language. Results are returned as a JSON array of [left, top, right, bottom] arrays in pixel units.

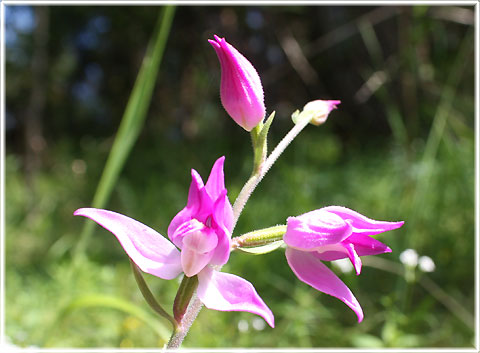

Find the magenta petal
[[322, 206, 404, 235], [74, 208, 182, 280], [167, 170, 205, 240], [285, 248, 364, 322], [284, 210, 352, 250], [342, 242, 362, 275], [347, 234, 392, 256], [205, 156, 226, 201], [313, 250, 349, 262], [213, 190, 234, 234], [197, 267, 275, 328]]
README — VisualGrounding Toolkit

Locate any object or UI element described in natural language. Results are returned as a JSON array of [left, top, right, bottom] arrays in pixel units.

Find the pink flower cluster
[[75, 35, 404, 328]]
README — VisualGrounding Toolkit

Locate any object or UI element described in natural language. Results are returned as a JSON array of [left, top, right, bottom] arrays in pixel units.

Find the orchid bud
[[292, 100, 341, 126], [209, 35, 266, 131]]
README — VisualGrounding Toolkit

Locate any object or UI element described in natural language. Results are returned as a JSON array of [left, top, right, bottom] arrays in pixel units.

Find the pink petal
[[322, 206, 404, 236], [178, 223, 219, 277], [285, 248, 364, 322], [182, 226, 218, 253], [208, 225, 231, 266], [213, 189, 234, 234], [313, 250, 349, 262], [284, 210, 352, 250], [347, 234, 392, 256], [168, 170, 213, 241], [205, 156, 226, 201], [342, 242, 362, 275], [167, 170, 204, 240], [169, 218, 205, 249], [74, 208, 182, 280], [209, 35, 265, 131], [197, 267, 274, 328], [181, 247, 215, 278], [312, 243, 348, 262]]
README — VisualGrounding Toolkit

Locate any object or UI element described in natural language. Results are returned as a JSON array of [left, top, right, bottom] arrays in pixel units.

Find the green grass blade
[[73, 6, 176, 260], [54, 294, 171, 342]]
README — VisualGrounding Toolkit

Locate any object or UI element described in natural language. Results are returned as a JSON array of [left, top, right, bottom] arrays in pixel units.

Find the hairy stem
[[232, 225, 287, 249], [167, 294, 203, 349], [167, 112, 311, 349], [232, 114, 312, 228]]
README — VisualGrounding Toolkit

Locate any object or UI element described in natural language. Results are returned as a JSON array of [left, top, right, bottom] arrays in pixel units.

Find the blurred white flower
[[399, 248, 418, 267], [332, 258, 354, 273], [252, 317, 266, 331], [237, 319, 249, 332], [418, 255, 436, 272]]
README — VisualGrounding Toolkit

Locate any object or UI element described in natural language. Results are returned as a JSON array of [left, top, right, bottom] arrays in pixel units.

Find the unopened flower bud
[[293, 100, 341, 126], [209, 35, 266, 131]]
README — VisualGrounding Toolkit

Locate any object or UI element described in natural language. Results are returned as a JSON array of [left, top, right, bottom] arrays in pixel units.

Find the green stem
[[168, 110, 311, 348], [232, 111, 313, 228], [130, 260, 177, 332]]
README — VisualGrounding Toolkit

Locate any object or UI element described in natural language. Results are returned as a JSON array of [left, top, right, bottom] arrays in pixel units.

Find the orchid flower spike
[[74, 157, 274, 327], [209, 35, 266, 132], [283, 206, 404, 322]]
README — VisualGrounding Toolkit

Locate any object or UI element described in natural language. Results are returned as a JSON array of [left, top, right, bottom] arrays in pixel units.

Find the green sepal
[[251, 111, 276, 174]]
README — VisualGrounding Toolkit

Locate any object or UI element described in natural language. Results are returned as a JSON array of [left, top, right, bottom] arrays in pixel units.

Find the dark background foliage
[[4, 4, 475, 348]]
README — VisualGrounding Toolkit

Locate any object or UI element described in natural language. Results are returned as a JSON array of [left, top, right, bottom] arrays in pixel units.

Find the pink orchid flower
[[74, 157, 274, 327], [283, 206, 404, 322], [209, 35, 265, 132]]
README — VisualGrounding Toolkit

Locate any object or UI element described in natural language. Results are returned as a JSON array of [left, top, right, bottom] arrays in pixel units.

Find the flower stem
[[167, 111, 311, 349], [167, 294, 203, 349], [232, 112, 313, 227], [232, 225, 287, 249]]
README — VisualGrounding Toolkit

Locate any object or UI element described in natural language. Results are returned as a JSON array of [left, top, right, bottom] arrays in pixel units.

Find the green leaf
[[237, 240, 285, 255], [57, 294, 171, 342]]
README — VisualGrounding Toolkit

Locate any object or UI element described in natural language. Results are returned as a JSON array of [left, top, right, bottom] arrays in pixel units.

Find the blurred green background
[[4, 4, 475, 348]]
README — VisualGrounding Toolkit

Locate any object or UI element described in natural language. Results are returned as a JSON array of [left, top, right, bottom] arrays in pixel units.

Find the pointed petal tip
[[357, 310, 364, 323], [73, 207, 96, 217], [191, 168, 204, 186], [208, 39, 220, 49]]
